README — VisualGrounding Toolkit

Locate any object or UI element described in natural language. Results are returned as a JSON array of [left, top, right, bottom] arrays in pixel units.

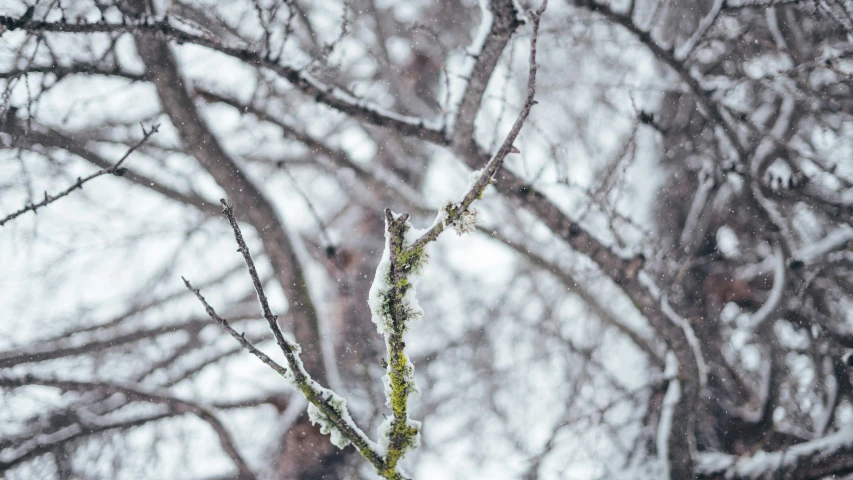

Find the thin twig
[[410, 0, 548, 252], [0, 123, 159, 227], [186, 200, 388, 475], [0, 15, 444, 143], [376, 2, 548, 474], [218, 199, 295, 361], [281, 168, 335, 250]]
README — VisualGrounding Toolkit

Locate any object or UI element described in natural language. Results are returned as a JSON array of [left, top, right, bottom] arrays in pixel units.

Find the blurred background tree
[[2, 0, 853, 478]]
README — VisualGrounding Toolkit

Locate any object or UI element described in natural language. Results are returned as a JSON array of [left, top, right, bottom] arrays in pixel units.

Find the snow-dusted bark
[[696, 428, 853, 479]]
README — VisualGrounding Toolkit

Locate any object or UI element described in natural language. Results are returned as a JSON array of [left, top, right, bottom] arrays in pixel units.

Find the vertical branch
[[378, 210, 421, 475], [411, 0, 548, 252], [371, 3, 548, 475], [219, 199, 292, 359], [450, 0, 523, 147]]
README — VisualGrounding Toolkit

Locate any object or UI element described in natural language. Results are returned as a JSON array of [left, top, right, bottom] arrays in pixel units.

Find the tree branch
[[696, 427, 853, 479], [128, 29, 327, 380], [0, 15, 445, 144], [450, 0, 523, 149], [411, 0, 547, 252], [0, 123, 158, 227], [0, 376, 256, 479], [1, 116, 218, 215], [185, 200, 391, 477]]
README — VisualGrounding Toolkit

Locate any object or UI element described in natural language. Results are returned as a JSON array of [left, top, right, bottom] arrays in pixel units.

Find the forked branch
[[185, 200, 387, 474], [183, 2, 548, 478], [373, 1, 548, 474]]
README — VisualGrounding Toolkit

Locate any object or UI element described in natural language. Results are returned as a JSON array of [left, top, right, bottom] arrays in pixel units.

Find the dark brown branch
[[218, 199, 300, 367], [130, 31, 326, 379]]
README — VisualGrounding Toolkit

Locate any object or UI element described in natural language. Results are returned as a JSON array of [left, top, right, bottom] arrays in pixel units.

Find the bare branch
[[411, 0, 548, 252], [750, 243, 787, 330], [674, 0, 724, 61], [218, 199, 301, 365], [182, 278, 290, 378], [696, 427, 853, 479], [185, 201, 391, 477], [450, 0, 523, 148], [0, 376, 256, 479], [371, 5, 548, 474], [0, 15, 445, 144], [129, 29, 327, 379], [1, 117, 218, 215], [481, 227, 665, 367], [0, 315, 254, 369], [0, 123, 159, 227]]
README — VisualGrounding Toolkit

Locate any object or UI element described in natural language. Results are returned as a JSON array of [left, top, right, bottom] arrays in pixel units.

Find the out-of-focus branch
[[450, 0, 523, 148], [656, 296, 706, 478], [678, 165, 718, 253], [0, 123, 158, 226], [674, 0, 724, 61], [695, 426, 853, 479], [0, 411, 175, 471], [751, 244, 787, 329], [571, 0, 800, 246], [0, 315, 254, 369], [129, 29, 327, 380], [1, 116, 219, 215], [0, 376, 256, 480], [194, 88, 429, 214], [569, 0, 746, 160], [480, 227, 665, 366], [411, 0, 547, 251], [722, 0, 805, 10], [0, 15, 446, 144], [0, 62, 145, 82]]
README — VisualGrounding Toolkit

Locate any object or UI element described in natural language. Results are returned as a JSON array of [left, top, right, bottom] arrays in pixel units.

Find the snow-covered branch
[[696, 428, 853, 479]]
